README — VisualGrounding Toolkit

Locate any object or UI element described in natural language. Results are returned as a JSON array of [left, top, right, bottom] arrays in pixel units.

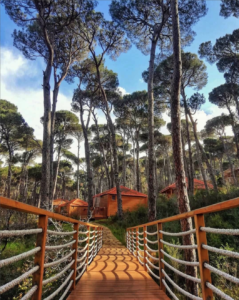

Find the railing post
[[194, 214, 213, 300], [32, 215, 48, 300], [71, 222, 79, 290], [93, 227, 96, 257], [143, 225, 147, 271], [96, 227, 99, 253], [157, 222, 165, 292], [86, 225, 90, 270], [136, 228, 139, 260]]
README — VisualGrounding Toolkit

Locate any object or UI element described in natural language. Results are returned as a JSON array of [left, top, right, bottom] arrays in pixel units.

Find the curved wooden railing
[[0, 197, 103, 300], [127, 198, 239, 300]]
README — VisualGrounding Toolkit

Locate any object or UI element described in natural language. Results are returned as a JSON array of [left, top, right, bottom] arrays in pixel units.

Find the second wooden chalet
[[93, 185, 148, 219]]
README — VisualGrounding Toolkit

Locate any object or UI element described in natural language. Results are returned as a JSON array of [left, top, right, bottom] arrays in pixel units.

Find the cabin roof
[[223, 168, 239, 176], [53, 199, 68, 206], [93, 186, 147, 198], [160, 178, 214, 194], [58, 198, 88, 207]]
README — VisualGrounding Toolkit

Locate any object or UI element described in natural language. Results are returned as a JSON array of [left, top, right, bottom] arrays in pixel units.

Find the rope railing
[[42, 260, 75, 285], [45, 240, 76, 250], [21, 285, 38, 300], [47, 230, 76, 235], [200, 227, 239, 235], [0, 197, 103, 300], [146, 244, 159, 253], [0, 228, 42, 237], [44, 250, 75, 268], [146, 264, 160, 280], [43, 270, 74, 300], [145, 237, 158, 244], [0, 246, 41, 268], [146, 250, 159, 261], [126, 197, 239, 300], [204, 263, 239, 284], [78, 237, 89, 243], [59, 280, 73, 300], [161, 249, 199, 266], [202, 244, 239, 259], [0, 266, 39, 295], [160, 239, 198, 249], [162, 259, 201, 283], [159, 228, 196, 236], [162, 279, 179, 300], [146, 257, 159, 270], [76, 266, 86, 281], [162, 269, 202, 300], [145, 231, 157, 236], [206, 282, 234, 300]]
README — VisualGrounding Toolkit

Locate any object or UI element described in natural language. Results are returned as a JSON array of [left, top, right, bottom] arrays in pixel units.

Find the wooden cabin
[[223, 168, 239, 184], [93, 186, 148, 219], [160, 178, 213, 198], [59, 198, 88, 219], [53, 199, 68, 213]]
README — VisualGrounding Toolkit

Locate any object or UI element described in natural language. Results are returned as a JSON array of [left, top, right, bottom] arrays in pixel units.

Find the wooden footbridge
[[0, 196, 238, 300]]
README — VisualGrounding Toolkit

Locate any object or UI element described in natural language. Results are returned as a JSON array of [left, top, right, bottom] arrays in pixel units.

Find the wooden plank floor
[[67, 227, 170, 300]]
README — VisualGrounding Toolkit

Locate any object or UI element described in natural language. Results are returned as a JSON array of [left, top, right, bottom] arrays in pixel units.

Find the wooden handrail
[[0, 197, 103, 299], [127, 197, 239, 229], [126, 197, 239, 300], [0, 197, 98, 227]]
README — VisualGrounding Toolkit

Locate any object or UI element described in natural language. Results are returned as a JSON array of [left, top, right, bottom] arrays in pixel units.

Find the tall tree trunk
[[183, 94, 194, 195], [171, 0, 199, 296], [188, 111, 218, 192], [136, 130, 140, 192], [122, 131, 127, 187], [19, 164, 27, 201], [40, 61, 52, 210], [219, 157, 225, 185], [52, 146, 61, 199], [77, 139, 80, 198], [93, 61, 123, 218], [132, 138, 136, 190], [93, 113, 111, 189], [147, 35, 157, 222], [50, 76, 59, 205], [195, 139, 209, 193], [7, 161, 12, 198], [227, 103, 239, 157], [181, 130, 189, 178]]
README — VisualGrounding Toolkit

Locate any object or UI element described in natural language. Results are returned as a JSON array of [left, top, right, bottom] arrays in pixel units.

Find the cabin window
[[112, 195, 116, 200]]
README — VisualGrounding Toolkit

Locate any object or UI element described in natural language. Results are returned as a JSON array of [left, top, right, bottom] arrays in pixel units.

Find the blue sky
[[1, 1, 238, 158]]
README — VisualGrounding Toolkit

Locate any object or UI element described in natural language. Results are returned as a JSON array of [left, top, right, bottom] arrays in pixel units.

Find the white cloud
[[160, 106, 233, 136], [117, 86, 129, 96], [1, 47, 234, 166], [139, 78, 144, 83]]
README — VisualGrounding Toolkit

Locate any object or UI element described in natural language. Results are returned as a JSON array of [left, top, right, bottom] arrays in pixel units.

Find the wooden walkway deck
[[67, 226, 169, 300]]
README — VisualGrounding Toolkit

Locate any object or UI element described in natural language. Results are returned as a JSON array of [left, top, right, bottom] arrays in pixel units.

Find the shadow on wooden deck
[[67, 226, 170, 300]]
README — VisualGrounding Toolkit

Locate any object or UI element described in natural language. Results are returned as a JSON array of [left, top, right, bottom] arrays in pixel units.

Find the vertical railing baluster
[[86, 225, 90, 269], [32, 215, 48, 300], [194, 214, 213, 300], [143, 225, 147, 271], [71, 222, 79, 290], [136, 228, 139, 261], [93, 227, 96, 257], [157, 222, 165, 291]]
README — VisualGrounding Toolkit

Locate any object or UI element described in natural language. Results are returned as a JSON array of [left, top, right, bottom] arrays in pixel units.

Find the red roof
[[59, 198, 88, 207], [160, 178, 213, 194], [93, 186, 147, 198], [53, 199, 68, 206]]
